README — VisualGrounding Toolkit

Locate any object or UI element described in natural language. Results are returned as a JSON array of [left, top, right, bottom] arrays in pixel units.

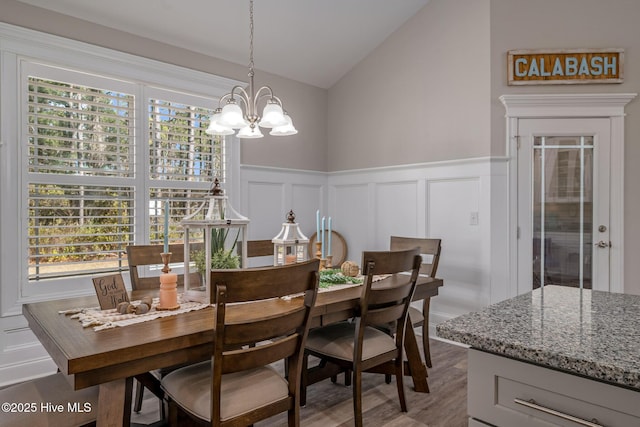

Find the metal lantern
[[181, 178, 250, 303], [272, 210, 309, 266]]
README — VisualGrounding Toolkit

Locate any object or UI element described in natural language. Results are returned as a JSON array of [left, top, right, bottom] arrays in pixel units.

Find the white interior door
[[517, 118, 611, 294]]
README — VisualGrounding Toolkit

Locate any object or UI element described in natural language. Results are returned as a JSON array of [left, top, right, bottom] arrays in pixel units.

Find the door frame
[[500, 93, 636, 296]]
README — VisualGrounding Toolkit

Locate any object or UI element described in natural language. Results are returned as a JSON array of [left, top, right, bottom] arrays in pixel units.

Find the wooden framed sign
[[508, 48, 624, 85], [92, 273, 129, 309]]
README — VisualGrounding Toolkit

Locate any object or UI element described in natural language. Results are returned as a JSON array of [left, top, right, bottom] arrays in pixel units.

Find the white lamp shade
[[270, 115, 298, 136], [205, 112, 234, 136], [219, 101, 248, 129], [258, 102, 287, 128], [237, 125, 264, 139]]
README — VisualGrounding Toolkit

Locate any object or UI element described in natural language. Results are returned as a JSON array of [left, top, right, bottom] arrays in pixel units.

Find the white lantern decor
[[181, 178, 249, 303], [272, 210, 309, 266]]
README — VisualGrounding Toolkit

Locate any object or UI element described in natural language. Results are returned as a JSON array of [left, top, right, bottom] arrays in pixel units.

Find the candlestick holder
[[325, 255, 333, 269], [315, 241, 322, 259], [319, 258, 327, 270], [161, 252, 172, 273], [158, 252, 180, 310]]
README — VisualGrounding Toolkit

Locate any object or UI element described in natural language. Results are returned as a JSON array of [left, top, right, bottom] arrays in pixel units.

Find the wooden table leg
[[404, 314, 429, 393], [97, 377, 133, 427]]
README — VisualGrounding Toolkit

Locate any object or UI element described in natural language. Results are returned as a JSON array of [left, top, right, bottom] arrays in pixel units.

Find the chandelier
[[206, 0, 297, 139]]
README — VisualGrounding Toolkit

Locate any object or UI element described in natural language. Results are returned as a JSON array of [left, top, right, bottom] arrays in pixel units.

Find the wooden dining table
[[22, 275, 442, 427]]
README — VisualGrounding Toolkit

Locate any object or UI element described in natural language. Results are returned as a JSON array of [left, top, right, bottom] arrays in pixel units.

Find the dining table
[[22, 275, 443, 427]]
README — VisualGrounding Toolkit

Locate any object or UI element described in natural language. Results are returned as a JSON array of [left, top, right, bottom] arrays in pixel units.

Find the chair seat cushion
[[0, 372, 98, 427], [306, 322, 397, 361], [161, 361, 289, 422]]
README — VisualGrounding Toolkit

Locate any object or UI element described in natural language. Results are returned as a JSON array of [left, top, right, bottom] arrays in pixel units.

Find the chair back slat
[[223, 335, 299, 374], [223, 308, 307, 347], [389, 236, 441, 277], [126, 243, 203, 290], [211, 261, 317, 303], [361, 249, 419, 276], [240, 239, 274, 258], [366, 282, 414, 306], [366, 303, 408, 326]]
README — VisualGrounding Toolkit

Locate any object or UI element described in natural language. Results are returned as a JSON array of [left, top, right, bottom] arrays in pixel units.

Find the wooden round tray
[[308, 230, 348, 268]]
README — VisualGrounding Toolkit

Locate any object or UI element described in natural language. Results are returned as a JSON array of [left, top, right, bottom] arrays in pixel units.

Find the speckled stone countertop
[[436, 285, 640, 391]]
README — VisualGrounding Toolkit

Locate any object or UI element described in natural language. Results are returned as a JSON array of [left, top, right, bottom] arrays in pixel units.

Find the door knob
[[595, 241, 611, 248]]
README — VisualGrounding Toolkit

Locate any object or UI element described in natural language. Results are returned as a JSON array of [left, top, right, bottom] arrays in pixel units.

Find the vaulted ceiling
[[16, 0, 430, 89]]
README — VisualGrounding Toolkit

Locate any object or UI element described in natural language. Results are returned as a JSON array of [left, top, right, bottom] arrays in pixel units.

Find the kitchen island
[[436, 285, 640, 427]]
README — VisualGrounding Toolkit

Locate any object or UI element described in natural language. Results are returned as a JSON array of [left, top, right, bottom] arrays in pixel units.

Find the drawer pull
[[514, 398, 604, 427]]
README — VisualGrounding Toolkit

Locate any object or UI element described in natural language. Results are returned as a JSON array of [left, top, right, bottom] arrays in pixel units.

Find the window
[[0, 25, 242, 305], [25, 65, 224, 281]]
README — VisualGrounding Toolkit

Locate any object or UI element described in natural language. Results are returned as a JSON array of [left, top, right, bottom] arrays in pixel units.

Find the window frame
[[0, 23, 242, 314]]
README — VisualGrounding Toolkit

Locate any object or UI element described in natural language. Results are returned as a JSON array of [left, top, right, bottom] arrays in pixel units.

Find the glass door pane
[[532, 136, 593, 289]]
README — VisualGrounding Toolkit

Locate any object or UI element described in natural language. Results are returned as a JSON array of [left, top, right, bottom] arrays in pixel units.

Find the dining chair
[[389, 236, 441, 368], [126, 242, 202, 416], [238, 239, 275, 267], [302, 248, 421, 427], [0, 372, 98, 427], [160, 259, 320, 427]]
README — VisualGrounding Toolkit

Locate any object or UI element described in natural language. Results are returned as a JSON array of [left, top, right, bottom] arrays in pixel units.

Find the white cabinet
[[468, 349, 640, 427]]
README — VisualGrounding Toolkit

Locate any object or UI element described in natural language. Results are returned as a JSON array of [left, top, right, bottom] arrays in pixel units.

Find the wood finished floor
[[131, 338, 468, 427], [258, 338, 468, 427]]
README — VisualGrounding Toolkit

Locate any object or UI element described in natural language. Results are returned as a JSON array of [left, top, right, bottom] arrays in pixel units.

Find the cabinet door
[[468, 349, 640, 427]]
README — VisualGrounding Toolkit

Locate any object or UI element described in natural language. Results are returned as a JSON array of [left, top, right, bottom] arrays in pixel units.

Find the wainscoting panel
[[328, 158, 507, 334], [374, 181, 420, 249], [240, 165, 326, 240]]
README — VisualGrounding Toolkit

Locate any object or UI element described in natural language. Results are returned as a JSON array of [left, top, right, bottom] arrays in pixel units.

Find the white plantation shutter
[[24, 65, 225, 281]]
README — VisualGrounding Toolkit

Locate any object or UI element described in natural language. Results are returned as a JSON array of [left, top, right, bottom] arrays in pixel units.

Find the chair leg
[[423, 298, 432, 368], [300, 352, 308, 407], [395, 357, 408, 412], [133, 380, 144, 413], [353, 367, 363, 427]]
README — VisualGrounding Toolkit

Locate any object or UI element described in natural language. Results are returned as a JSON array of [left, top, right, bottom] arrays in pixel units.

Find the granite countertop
[[436, 285, 640, 391]]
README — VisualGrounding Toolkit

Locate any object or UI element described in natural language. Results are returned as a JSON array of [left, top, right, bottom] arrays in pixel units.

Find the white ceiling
[[17, 0, 429, 89]]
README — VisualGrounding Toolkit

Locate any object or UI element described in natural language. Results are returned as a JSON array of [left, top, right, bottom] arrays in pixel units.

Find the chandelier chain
[[248, 0, 254, 77]]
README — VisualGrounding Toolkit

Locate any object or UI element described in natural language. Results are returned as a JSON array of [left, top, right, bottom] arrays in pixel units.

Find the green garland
[[319, 269, 363, 289]]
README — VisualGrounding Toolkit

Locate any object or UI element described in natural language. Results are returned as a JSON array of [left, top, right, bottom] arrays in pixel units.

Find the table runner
[[59, 295, 210, 331]]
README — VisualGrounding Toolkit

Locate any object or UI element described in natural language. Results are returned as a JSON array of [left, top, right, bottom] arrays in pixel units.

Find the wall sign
[[508, 49, 624, 85]]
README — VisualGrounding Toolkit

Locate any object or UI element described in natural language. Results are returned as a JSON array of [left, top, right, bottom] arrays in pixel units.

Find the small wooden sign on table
[[92, 273, 129, 310]]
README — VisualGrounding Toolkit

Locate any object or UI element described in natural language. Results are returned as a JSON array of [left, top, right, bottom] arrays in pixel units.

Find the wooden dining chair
[[302, 248, 421, 427], [127, 243, 201, 290], [389, 236, 441, 368], [126, 242, 202, 416], [160, 259, 319, 427], [0, 372, 98, 427], [237, 239, 275, 267]]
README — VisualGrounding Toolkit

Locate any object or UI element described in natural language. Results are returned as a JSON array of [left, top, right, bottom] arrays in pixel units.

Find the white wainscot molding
[[328, 158, 509, 336]]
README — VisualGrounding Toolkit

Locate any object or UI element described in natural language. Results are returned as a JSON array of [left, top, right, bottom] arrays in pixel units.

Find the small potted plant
[[192, 228, 240, 281]]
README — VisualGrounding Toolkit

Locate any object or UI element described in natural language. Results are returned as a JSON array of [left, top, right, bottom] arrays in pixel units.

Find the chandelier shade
[[207, 0, 297, 139], [270, 113, 298, 136], [219, 101, 248, 129], [237, 125, 264, 139], [205, 109, 234, 136]]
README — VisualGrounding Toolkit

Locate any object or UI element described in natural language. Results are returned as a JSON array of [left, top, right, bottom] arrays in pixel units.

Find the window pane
[[149, 187, 211, 246], [28, 184, 134, 280], [27, 77, 134, 177], [532, 136, 593, 289], [148, 99, 223, 182]]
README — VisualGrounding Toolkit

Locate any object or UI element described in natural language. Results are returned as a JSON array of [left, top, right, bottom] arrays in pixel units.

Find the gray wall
[[327, 0, 491, 171], [489, 0, 640, 294], [0, 0, 328, 172]]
